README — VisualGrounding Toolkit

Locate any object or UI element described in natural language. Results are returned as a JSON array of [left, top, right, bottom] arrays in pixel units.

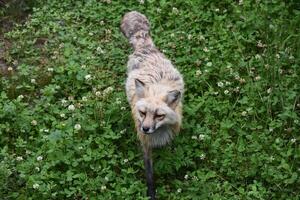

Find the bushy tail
[[120, 11, 154, 50]]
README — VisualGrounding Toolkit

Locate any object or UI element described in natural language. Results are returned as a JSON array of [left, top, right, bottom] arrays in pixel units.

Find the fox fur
[[121, 11, 184, 148], [121, 11, 184, 200]]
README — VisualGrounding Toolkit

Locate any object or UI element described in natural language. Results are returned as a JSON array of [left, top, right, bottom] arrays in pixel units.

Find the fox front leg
[[143, 146, 156, 200]]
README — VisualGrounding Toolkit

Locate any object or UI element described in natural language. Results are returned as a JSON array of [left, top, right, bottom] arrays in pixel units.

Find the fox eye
[[139, 111, 146, 117], [155, 114, 165, 120]]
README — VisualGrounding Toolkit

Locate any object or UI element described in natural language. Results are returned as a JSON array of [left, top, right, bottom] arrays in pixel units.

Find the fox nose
[[142, 126, 150, 133]]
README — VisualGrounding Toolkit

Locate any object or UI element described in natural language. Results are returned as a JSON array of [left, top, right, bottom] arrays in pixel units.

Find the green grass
[[0, 0, 299, 199]]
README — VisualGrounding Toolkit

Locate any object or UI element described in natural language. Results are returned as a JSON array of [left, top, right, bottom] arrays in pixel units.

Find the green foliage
[[0, 0, 299, 199]]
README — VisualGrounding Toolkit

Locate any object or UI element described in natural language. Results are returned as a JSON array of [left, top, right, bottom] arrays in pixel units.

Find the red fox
[[121, 11, 184, 200]]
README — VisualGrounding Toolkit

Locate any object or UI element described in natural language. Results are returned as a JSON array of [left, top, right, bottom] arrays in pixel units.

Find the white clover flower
[[187, 34, 192, 40], [105, 176, 109, 181], [101, 185, 107, 190], [172, 7, 179, 14], [224, 90, 229, 95], [31, 79, 36, 84], [89, 32, 94, 36], [269, 128, 274, 132], [198, 134, 205, 140], [31, 120, 37, 126], [213, 91, 219, 95], [239, 78, 246, 84], [60, 113, 66, 118], [68, 104, 75, 111], [267, 88, 272, 94], [35, 167, 40, 172], [85, 74, 92, 81], [206, 62, 212, 67], [7, 67, 13, 71], [44, 129, 49, 133], [291, 138, 296, 143], [170, 33, 175, 37], [199, 153, 206, 160], [246, 107, 252, 112], [37, 156, 43, 161], [184, 174, 189, 180], [116, 98, 122, 104], [241, 111, 247, 116], [192, 176, 199, 181], [33, 183, 39, 189], [100, 20, 105, 25], [217, 82, 224, 88], [61, 99, 68, 106], [100, 121, 105, 126], [138, 0, 144, 4], [121, 106, 126, 111], [56, 41, 64, 48], [177, 188, 182, 193], [96, 46, 104, 54], [239, 0, 243, 5], [95, 91, 101, 97], [78, 146, 83, 150], [225, 81, 231, 86], [199, 35, 205, 41], [191, 135, 197, 140], [120, 129, 126, 134], [74, 124, 81, 130], [255, 54, 261, 59], [82, 96, 87, 102], [105, 29, 112, 34], [234, 87, 240, 93], [256, 40, 266, 48], [289, 55, 295, 60], [215, 8, 220, 12], [47, 68, 54, 72], [276, 54, 280, 59], [123, 159, 129, 163], [195, 70, 202, 76], [16, 156, 23, 161], [203, 47, 209, 52], [17, 95, 24, 100], [103, 86, 114, 95], [254, 76, 261, 81], [81, 65, 86, 69]]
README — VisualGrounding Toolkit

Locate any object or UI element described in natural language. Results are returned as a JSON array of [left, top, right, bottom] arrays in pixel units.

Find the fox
[[121, 11, 184, 200]]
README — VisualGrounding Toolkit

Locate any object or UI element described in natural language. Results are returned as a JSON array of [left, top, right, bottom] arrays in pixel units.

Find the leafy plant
[[0, 0, 299, 199]]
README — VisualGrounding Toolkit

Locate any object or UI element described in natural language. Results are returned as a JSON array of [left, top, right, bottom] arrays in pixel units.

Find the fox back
[[121, 11, 184, 148]]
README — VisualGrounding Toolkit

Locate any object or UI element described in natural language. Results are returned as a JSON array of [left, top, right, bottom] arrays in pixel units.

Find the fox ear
[[135, 79, 145, 98], [166, 90, 181, 107]]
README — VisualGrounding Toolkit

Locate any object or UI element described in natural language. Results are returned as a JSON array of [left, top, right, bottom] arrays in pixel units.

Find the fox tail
[[120, 11, 154, 50]]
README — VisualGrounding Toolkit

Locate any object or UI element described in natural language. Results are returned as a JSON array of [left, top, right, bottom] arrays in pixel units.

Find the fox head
[[134, 79, 181, 134]]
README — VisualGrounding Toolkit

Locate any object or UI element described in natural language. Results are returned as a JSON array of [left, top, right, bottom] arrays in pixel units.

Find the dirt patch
[[0, 0, 33, 75]]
